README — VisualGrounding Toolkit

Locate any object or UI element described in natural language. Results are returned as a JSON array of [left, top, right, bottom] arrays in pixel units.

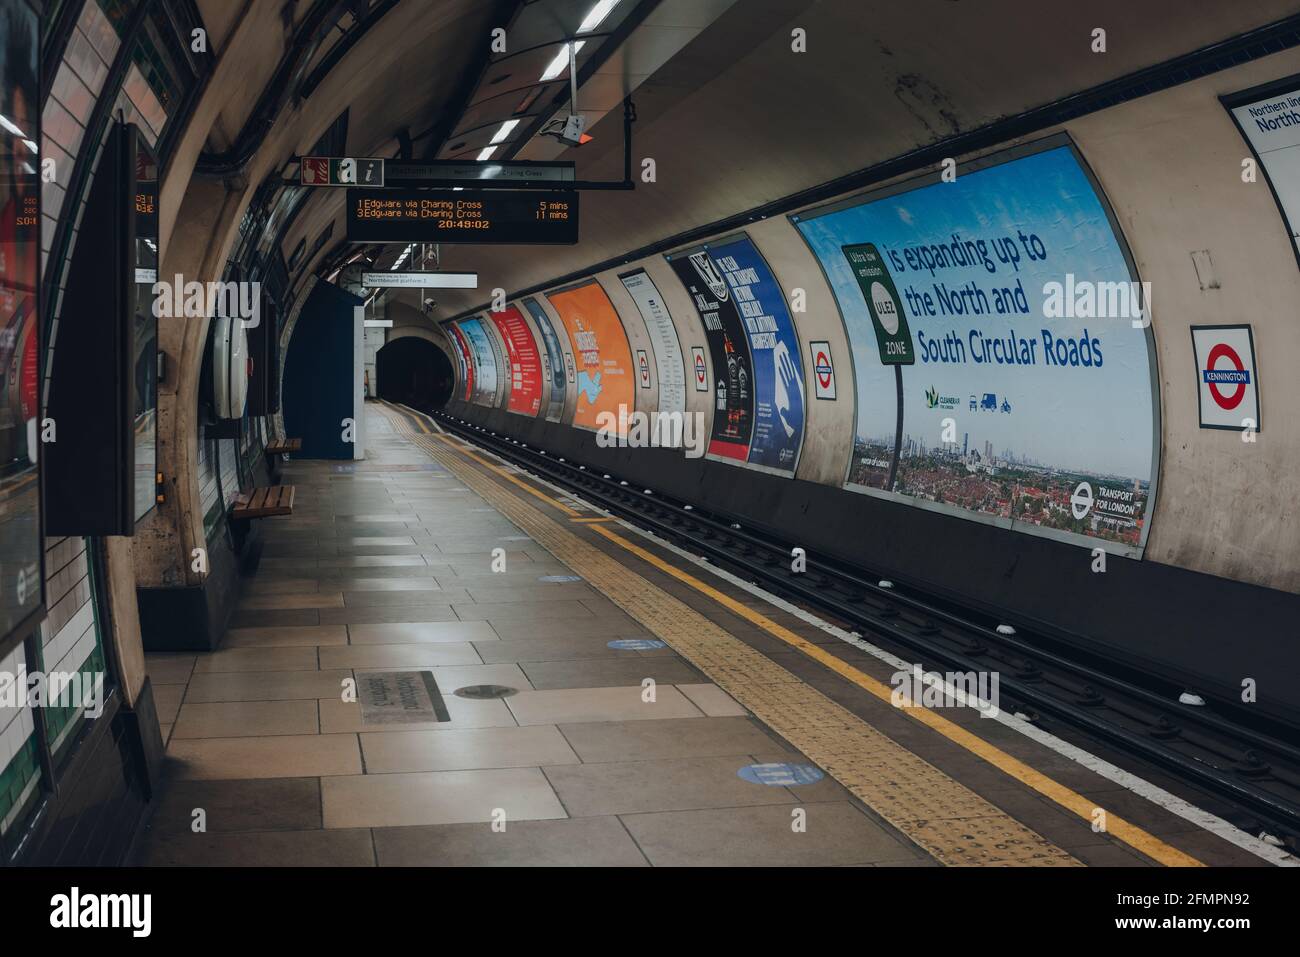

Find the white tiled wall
[[40, 0, 119, 277]]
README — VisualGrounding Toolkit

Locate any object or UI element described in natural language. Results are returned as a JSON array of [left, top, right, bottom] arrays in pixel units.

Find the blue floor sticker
[[538, 574, 583, 582], [738, 762, 825, 786], [607, 638, 667, 651]]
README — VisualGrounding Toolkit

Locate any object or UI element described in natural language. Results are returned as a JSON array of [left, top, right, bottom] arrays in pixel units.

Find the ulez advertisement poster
[[792, 140, 1158, 554]]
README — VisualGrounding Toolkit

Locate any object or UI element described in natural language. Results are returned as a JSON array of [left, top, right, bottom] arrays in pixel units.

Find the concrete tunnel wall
[[433, 49, 1300, 724], [140, 0, 1300, 604]]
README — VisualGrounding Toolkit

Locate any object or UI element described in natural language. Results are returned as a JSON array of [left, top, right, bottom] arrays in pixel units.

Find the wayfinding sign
[[384, 159, 575, 188], [346, 189, 579, 244], [301, 156, 385, 187], [1191, 324, 1260, 431]]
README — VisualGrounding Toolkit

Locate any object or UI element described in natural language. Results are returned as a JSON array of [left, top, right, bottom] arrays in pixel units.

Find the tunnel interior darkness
[[376, 337, 454, 411]]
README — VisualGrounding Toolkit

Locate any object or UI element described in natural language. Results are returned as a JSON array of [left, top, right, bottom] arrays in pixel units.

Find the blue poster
[[792, 142, 1158, 554], [522, 297, 566, 422], [459, 317, 498, 407], [707, 236, 806, 473]]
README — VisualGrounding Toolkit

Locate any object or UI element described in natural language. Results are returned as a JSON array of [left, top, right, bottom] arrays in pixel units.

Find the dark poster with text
[[668, 251, 753, 460]]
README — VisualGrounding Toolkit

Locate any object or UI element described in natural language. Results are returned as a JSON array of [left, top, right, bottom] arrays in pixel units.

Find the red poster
[[449, 322, 474, 401], [488, 306, 543, 416]]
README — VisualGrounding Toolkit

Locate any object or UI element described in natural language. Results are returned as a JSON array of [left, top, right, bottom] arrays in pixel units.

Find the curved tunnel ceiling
[[247, 0, 1300, 320]]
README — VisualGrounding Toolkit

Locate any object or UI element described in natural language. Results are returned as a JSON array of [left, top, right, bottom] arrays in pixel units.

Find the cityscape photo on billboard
[[792, 139, 1159, 554]]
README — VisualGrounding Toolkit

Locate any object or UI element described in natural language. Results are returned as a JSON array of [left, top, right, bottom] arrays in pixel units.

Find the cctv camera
[[540, 114, 588, 147]]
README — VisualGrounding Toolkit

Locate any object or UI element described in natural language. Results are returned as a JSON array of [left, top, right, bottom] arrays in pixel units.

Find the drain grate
[[454, 684, 518, 699]]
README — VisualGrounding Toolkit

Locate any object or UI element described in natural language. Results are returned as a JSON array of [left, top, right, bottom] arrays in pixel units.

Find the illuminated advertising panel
[[791, 137, 1159, 555], [488, 305, 543, 416], [448, 322, 473, 401], [706, 235, 806, 474], [133, 138, 158, 521], [618, 269, 686, 416], [0, 0, 41, 634], [459, 317, 499, 407], [667, 250, 753, 460], [521, 297, 567, 422], [545, 281, 635, 433], [1225, 76, 1300, 264]]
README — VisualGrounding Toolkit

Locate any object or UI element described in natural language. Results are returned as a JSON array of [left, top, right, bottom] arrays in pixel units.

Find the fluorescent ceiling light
[[477, 146, 497, 161], [489, 119, 520, 144], [361, 272, 478, 289], [578, 0, 621, 33], [391, 244, 413, 269], [364, 319, 394, 328], [0, 114, 25, 137], [539, 41, 585, 81]]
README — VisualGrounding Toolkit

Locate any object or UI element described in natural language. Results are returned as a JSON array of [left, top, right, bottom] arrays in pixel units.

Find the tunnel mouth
[[375, 336, 454, 411]]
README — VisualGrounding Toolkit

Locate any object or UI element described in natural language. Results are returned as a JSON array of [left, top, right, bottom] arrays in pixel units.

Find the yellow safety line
[[589, 523, 1203, 869], [393, 431, 1073, 865], [391, 402, 432, 434], [435, 436, 583, 519], [379, 402, 1203, 867], [375, 403, 581, 518]]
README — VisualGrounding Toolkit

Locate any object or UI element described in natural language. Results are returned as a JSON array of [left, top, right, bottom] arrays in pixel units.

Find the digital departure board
[[346, 189, 579, 244]]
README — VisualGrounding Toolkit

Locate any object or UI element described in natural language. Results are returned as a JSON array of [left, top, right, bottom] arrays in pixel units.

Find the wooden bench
[[231, 485, 296, 520], [265, 437, 302, 455]]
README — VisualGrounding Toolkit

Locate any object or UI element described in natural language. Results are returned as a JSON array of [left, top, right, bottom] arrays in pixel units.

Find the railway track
[[404, 404, 1300, 858]]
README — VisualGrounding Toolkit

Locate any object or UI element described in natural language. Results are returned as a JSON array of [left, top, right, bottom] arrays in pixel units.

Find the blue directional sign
[[738, 762, 825, 786]]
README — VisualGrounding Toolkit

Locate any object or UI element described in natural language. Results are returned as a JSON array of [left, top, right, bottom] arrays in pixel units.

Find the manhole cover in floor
[[454, 684, 518, 699]]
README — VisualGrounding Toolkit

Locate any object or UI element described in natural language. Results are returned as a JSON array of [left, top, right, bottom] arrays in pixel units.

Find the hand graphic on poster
[[774, 341, 802, 440]]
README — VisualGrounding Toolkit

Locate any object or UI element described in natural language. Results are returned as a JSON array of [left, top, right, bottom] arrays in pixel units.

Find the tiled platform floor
[[140, 405, 1281, 868], [139, 408, 931, 866]]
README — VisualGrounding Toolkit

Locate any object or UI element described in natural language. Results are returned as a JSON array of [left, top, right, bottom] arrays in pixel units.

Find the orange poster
[[545, 281, 635, 432]]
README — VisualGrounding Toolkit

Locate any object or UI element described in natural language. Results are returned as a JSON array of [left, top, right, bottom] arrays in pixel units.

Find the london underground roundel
[[1191, 325, 1259, 431]]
